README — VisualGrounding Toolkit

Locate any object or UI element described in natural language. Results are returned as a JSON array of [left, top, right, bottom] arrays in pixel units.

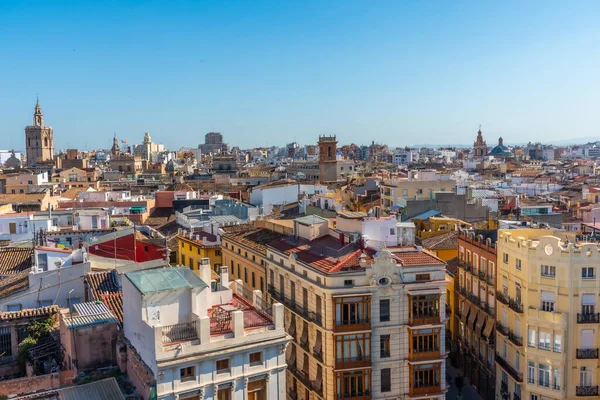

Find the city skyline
[[1, 1, 599, 150]]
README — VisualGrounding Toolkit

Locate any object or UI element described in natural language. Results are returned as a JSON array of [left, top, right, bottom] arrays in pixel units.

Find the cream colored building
[[380, 170, 455, 209], [496, 228, 600, 400], [266, 216, 448, 400]]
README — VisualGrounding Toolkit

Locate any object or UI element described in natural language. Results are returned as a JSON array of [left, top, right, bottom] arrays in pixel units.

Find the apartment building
[[123, 263, 290, 400], [265, 216, 448, 400], [455, 229, 497, 400], [495, 228, 600, 400], [380, 170, 455, 209], [221, 225, 286, 295], [177, 232, 222, 277]]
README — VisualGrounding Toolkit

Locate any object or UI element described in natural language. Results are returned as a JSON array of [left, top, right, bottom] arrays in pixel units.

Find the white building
[[123, 263, 290, 400], [249, 182, 327, 216]]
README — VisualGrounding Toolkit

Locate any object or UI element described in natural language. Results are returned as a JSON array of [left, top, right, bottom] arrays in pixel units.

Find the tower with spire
[[25, 98, 54, 165], [473, 126, 488, 159]]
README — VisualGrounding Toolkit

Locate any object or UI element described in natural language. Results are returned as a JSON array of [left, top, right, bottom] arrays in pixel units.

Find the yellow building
[[496, 228, 600, 400], [221, 226, 285, 295], [176, 233, 222, 279], [412, 216, 470, 240]]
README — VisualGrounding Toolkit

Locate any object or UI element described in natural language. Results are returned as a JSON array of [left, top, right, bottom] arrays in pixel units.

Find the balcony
[[509, 299, 524, 313], [486, 275, 496, 286], [576, 348, 599, 359], [459, 261, 473, 272], [478, 270, 486, 280], [482, 302, 495, 317], [508, 331, 523, 347], [577, 386, 599, 396], [409, 385, 443, 398], [288, 389, 298, 400], [161, 320, 199, 344], [337, 390, 371, 400], [496, 322, 509, 336], [268, 285, 323, 325], [497, 291, 509, 305], [408, 347, 441, 362], [495, 353, 523, 382], [500, 381, 508, 395], [288, 363, 313, 392], [466, 292, 480, 305], [514, 393, 521, 400], [335, 355, 371, 369], [313, 348, 323, 363], [577, 313, 600, 324], [409, 314, 441, 326], [445, 303, 452, 316], [334, 317, 371, 332]]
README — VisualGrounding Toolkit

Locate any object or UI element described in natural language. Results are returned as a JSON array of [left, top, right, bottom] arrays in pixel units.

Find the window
[[249, 352, 262, 366], [381, 368, 391, 392], [380, 335, 391, 358], [582, 267, 595, 279], [237, 264, 241, 278], [7, 304, 22, 312], [538, 364, 550, 387], [0, 327, 12, 359], [244, 268, 248, 283], [415, 273, 430, 281], [344, 280, 354, 287], [580, 366, 592, 386], [417, 188, 423, 195], [410, 294, 440, 319], [181, 255, 186, 266], [541, 265, 556, 278], [216, 250, 222, 256], [245, 251, 248, 258], [252, 272, 256, 287], [552, 366, 561, 390], [335, 333, 371, 363], [516, 258, 522, 270], [503, 253, 508, 264], [402, 189, 408, 196], [515, 283, 522, 305], [180, 366, 195, 382], [553, 333, 562, 352], [411, 328, 440, 354], [538, 331, 551, 350], [528, 361, 535, 383], [411, 363, 440, 390], [582, 294, 595, 314], [216, 359, 230, 374], [541, 291, 555, 312], [380, 299, 390, 322], [528, 328, 536, 347], [335, 296, 370, 327], [336, 370, 370, 398], [531, 395, 538, 400]]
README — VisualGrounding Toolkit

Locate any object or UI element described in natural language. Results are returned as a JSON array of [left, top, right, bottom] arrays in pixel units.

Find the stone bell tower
[[318, 135, 338, 183], [25, 98, 54, 165]]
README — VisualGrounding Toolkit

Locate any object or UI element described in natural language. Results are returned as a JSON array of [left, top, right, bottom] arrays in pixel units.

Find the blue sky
[[0, 0, 598, 151]]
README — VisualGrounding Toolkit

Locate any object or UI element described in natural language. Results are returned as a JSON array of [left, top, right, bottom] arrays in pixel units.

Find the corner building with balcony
[[265, 217, 448, 400], [495, 229, 600, 400], [455, 230, 497, 400], [123, 263, 290, 400]]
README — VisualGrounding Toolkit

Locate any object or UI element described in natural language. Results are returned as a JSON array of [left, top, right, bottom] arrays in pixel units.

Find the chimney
[[220, 265, 229, 288], [198, 257, 211, 283]]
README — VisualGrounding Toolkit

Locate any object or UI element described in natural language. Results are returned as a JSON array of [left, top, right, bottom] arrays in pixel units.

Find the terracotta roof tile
[[421, 231, 459, 251], [100, 292, 123, 327], [87, 271, 123, 327], [389, 247, 445, 267], [0, 270, 30, 299], [0, 247, 33, 275], [446, 256, 459, 276], [0, 305, 58, 321]]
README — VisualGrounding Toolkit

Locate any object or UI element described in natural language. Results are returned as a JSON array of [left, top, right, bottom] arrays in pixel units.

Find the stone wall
[[127, 344, 155, 400]]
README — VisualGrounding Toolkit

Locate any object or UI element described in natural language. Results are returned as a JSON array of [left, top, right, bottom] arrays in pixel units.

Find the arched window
[[328, 146, 332, 157], [44, 137, 48, 147]]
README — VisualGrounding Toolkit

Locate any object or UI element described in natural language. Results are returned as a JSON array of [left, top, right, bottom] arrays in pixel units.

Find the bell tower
[[25, 98, 54, 165], [318, 135, 338, 183]]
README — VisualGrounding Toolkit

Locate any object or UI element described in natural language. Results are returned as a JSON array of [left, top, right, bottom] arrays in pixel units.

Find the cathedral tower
[[318, 135, 338, 183], [25, 99, 54, 165]]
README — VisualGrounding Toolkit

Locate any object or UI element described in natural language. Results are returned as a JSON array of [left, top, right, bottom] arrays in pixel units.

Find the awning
[[461, 302, 471, 323], [476, 315, 487, 335], [129, 206, 146, 212], [483, 318, 494, 338], [468, 309, 479, 328]]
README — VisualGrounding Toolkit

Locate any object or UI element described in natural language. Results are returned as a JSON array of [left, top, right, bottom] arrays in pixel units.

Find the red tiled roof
[[0, 305, 58, 321], [87, 271, 123, 327], [101, 292, 123, 327], [0, 247, 33, 276], [389, 247, 445, 266]]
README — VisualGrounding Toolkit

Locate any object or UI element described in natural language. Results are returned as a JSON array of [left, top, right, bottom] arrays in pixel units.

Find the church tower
[[473, 126, 488, 159], [318, 135, 338, 183], [25, 99, 54, 165]]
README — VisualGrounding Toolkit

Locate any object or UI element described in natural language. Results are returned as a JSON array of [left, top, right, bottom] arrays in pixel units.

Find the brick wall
[[127, 344, 155, 400], [0, 373, 60, 397]]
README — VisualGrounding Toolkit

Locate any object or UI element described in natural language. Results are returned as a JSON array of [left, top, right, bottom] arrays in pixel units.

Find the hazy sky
[[0, 1, 598, 151]]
